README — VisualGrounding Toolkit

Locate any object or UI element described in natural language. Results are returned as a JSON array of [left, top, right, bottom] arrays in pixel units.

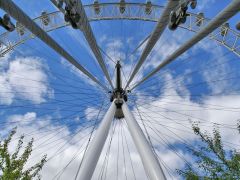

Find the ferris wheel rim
[[0, 2, 239, 58]]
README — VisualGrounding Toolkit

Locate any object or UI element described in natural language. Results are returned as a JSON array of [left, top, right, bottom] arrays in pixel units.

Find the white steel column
[[76, 101, 116, 180], [122, 101, 166, 180]]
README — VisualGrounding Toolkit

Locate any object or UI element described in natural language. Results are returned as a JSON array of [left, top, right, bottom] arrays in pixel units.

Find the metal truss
[[0, 2, 239, 58]]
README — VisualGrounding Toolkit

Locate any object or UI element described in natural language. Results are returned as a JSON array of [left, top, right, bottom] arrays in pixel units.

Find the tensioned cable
[[71, 0, 114, 89], [28, 104, 110, 159], [128, 18, 196, 85], [52, 102, 106, 180], [125, 0, 179, 90], [30, 123, 97, 162], [135, 97, 240, 113], [137, 116, 240, 134], [74, 100, 105, 180], [132, 44, 234, 94], [138, 110, 195, 168], [122, 121, 137, 180], [32, 119, 98, 152], [136, 110, 240, 153], [0, 0, 109, 91], [131, 92, 240, 111], [148, 126, 194, 170], [120, 122, 128, 180], [135, 102, 155, 150], [31, 103, 109, 146], [134, 73, 240, 102], [0, 99, 105, 130], [135, 101, 240, 130], [0, 46, 106, 95], [134, 108, 239, 131], [134, 114, 240, 149], [13, 42, 106, 94], [52, 137, 93, 179], [136, 107, 196, 167], [116, 120, 120, 180], [130, 41, 234, 92], [126, 33, 152, 81], [98, 120, 117, 180], [53, 141, 88, 180], [0, 96, 106, 129], [135, 109, 197, 176], [6, 106, 103, 141], [141, 117, 239, 169], [0, 92, 103, 110], [46, 120, 105, 162], [131, 0, 240, 90], [0, 99, 104, 124], [134, 54, 239, 92], [129, 90, 240, 105], [99, 46, 117, 65]]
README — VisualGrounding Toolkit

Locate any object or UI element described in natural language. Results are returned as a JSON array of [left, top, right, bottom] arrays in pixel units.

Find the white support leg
[[76, 101, 116, 180], [122, 101, 166, 180]]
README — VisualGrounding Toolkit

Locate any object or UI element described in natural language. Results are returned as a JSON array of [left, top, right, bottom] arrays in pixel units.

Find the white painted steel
[[57, 0, 114, 89], [125, 0, 179, 90], [0, 0, 109, 92], [131, 0, 240, 90], [122, 101, 166, 180], [1, 3, 240, 58], [76, 101, 116, 180]]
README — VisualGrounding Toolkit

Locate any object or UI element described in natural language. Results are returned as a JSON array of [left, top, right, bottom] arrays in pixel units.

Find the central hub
[[109, 61, 128, 119]]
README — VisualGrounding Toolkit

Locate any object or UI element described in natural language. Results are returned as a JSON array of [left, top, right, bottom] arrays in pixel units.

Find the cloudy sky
[[0, 0, 240, 179]]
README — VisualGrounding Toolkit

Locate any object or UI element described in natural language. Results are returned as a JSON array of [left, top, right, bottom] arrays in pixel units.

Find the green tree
[[0, 128, 47, 180], [178, 122, 240, 179]]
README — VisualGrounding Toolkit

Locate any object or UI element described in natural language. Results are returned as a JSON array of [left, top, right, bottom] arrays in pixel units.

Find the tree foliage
[[0, 128, 47, 180], [178, 122, 240, 179]]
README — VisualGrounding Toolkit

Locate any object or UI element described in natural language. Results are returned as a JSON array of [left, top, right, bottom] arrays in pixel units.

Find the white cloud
[[193, 39, 234, 94], [125, 70, 240, 177], [1, 4, 239, 178], [0, 55, 53, 105], [59, 57, 102, 91], [3, 78, 240, 180], [84, 106, 102, 121], [196, 0, 216, 11], [98, 36, 147, 88]]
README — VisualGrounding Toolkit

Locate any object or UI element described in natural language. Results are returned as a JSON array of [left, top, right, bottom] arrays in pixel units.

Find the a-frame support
[[76, 101, 116, 179], [122, 101, 166, 180], [77, 62, 166, 180]]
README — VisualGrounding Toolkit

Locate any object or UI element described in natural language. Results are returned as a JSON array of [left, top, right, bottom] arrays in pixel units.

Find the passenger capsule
[[145, 0, 152, 15], [0, 14, 15, 32], [93, 0, 100, 15], [119, 0, 126, 14], [236, 22, 240, 31], [41, 11, 50, 26], [16, 22, 25, 36], [221, 23, 229, 37], [196, 12, 204, 27]]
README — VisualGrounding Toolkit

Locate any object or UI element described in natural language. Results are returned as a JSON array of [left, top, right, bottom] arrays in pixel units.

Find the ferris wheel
[[0, 0, 240, 179]]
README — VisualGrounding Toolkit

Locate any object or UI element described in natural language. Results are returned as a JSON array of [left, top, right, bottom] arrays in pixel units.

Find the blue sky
[[0, 0, 240, 179]]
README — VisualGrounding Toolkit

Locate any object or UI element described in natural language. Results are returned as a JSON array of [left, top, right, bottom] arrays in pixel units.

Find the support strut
[[76, 101, 116, 180], [131, 0, 240, 90], [0, 0, 109, 92], [125, 0, 179, 90], [122, 101, 166, 180]]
